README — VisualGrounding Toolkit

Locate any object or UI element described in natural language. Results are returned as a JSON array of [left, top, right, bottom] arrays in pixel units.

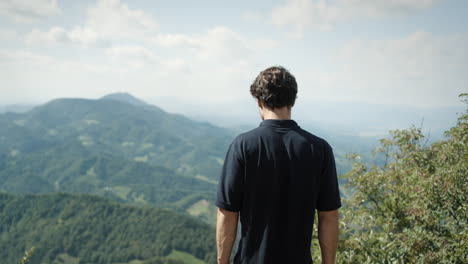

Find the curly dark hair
[[250, 66, 297, 109]]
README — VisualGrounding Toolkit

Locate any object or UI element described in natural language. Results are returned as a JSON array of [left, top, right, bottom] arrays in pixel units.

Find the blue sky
[[0, 0, 467, 108]]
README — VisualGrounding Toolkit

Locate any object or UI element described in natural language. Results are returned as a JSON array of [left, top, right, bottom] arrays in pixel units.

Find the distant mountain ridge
[[100, 92, 149, 106], [0, 94, 233, 179], [0, 93, 234, 221], [0, 104, 36, 113]]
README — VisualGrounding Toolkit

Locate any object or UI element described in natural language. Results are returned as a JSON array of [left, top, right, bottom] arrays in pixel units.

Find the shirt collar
[[260, 119, 299, 128]]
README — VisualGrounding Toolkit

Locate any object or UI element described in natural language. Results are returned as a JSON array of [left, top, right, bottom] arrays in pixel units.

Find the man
[[215, 66, 341, 264]]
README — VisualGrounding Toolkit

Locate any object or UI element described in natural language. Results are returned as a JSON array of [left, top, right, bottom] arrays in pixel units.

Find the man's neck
[[262, 107, 291, 120]]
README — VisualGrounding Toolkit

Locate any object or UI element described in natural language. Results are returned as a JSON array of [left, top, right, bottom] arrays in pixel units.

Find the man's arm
[[216, 208, 239, 264], [318, 209, 339, 264]]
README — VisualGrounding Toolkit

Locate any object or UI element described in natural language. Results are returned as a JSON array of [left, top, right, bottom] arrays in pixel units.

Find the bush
[[336, 95, 467, 263]]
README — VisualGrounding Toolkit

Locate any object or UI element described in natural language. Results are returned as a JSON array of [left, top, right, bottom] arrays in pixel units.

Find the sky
[[0, 0, 467, 110]]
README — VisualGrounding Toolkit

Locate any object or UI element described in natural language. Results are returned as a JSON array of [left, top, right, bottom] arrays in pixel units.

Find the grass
[[52, 253, 79, 264], [167, 250, 206, 264], [186, 199, 217, 224], [195, 175, 217, 185], [111, 185, 132, 200]]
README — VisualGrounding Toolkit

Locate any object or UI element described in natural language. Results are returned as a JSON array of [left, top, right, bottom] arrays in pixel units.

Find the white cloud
[[69, 0, 158, 45], [155, 33, 199, 49], [1, 23, 270, 103], [105, 45, 155, 60], [0, 49, 111, 74], [0, 0, 60, 23], [25, 27, 69, 44], [105, 45, 157, 69], [151, 26, 274, 101], [156, 27, 266, 63], [25, 0, 159, 46], [0, 49, 114, 102], [298, 32, 468, 107], [272, 0, 337, 35], [0, 50, 52, 64], [242, 11, 267, 23], [272, 0, 444, 36], [0, 28, 18, 40], [12, 1, 274, 104], [100, 25, 268, 78], [347, 0, 442, 17], [22, 0, 274, 72]]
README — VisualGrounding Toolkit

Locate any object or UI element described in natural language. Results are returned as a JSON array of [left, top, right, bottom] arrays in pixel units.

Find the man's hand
[[216, 208, 239, 264], [318, 209, 339, 264]]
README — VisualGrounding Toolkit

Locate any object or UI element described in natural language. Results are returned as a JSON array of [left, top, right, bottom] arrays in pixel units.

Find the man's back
[[216, 119, 341, 264], [215, 66, 340, 264]]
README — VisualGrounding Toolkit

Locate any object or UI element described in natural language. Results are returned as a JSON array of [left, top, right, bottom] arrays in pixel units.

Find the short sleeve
[[215, 140, 244, 212], [316, 144, 342, 211]]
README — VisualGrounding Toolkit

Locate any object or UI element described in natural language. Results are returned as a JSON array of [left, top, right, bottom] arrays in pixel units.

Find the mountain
[[0, 94, 235, 222], [0, 192, 216, 264], [100, 92, 149, 106], [0, 104, 36, 113], [0, 95, 233, 180]]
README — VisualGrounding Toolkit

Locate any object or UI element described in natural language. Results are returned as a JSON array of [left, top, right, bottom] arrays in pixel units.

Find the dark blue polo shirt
[[216, 119, 341, 264]]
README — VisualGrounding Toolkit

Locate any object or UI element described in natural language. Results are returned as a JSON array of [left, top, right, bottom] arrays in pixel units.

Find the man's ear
[[257, 98, 263, 109]]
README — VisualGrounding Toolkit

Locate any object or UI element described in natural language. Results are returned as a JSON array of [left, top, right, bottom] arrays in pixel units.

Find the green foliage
[[166, 250, 207, 264], [337, 95, 467, 263], [1, 192, 216, 264], [0, 150, 215, 212]]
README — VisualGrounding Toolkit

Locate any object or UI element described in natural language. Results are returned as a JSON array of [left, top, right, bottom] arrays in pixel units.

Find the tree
[[336, 95, 467, 263]]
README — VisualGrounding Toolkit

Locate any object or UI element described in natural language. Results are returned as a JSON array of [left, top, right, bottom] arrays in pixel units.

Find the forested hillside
[[0, 150, 214, 208], [0, 192, 216, 264], [0, 93, 231, 221], [0, 93, 232, 181]]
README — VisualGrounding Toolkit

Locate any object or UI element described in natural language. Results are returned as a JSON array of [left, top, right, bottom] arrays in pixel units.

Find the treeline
[[0, 192, 216, 264]]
